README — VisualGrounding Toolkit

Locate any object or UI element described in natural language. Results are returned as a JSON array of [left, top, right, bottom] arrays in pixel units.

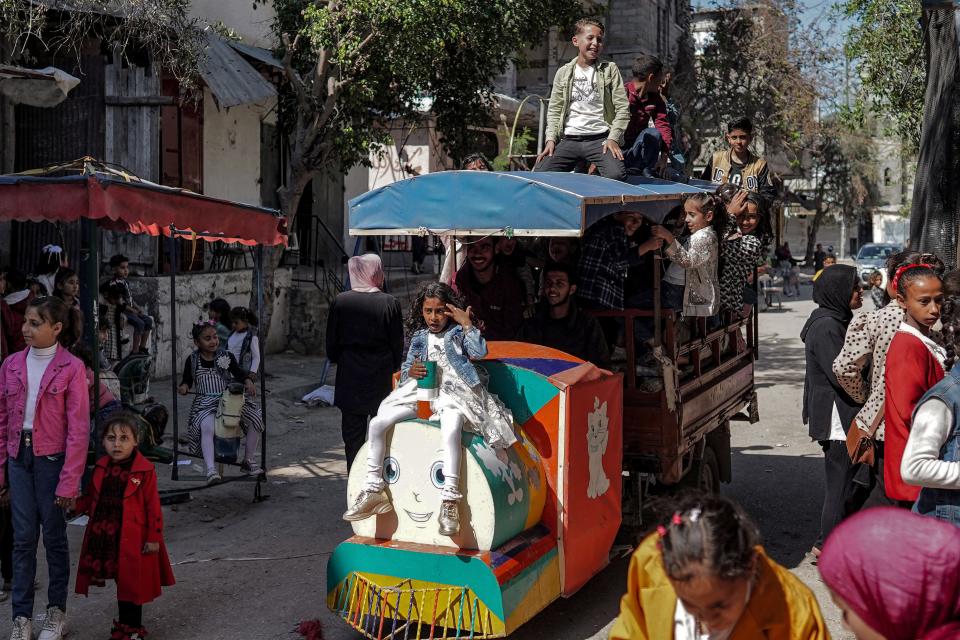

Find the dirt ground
[[0, 281, 858, 639]]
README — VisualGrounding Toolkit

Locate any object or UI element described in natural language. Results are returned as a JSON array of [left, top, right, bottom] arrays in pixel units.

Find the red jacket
[[75, 452, 175, 604], [0, 294, 29, 357], [623, 81, 672, 149], [884, 331, 944, 502]]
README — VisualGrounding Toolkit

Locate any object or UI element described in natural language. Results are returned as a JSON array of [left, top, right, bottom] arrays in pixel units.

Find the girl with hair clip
[[34, 245, 65, 299], [833, 251, 946, 508], [75, 412, 174, 640], [178, 321, 260, 484], [651, 192, 726, 330], [342, 282, 515, 536], [901, 269, 960, 525], [0, 296, 89, 640], [885, 263, 946, 507], [609, 493, 829, 639]]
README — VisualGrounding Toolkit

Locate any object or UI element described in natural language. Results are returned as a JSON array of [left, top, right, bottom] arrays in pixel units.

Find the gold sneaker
[[342, 490, 393, 521], [438, 500, 460, 536]]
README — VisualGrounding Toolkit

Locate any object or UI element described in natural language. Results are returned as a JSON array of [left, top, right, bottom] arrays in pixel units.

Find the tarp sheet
[[0, 173, 286, 246], [349, 171, 714, 237]]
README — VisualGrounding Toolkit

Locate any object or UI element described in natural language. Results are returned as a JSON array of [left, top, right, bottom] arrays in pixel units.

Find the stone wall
[[287, 285, 331, 356], [130, 267, 292, 377]]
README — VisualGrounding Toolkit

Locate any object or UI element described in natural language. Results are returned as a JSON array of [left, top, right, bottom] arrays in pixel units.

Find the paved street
[[0, 285, 857, 639]]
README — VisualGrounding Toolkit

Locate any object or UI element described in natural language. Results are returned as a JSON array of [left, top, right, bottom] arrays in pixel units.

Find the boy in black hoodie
[[800, 264, 867, 555]]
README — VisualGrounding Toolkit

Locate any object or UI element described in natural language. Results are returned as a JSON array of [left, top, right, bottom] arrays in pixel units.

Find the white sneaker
[[37, 606, 66, 640], [9, 617, 31, 640]]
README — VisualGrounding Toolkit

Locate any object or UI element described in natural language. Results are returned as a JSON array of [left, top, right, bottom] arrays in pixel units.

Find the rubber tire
[[680, 446, 721, 494]]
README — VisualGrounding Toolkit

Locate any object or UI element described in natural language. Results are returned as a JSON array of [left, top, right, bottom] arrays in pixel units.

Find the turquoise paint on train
[[326, 542, 507, 619], [478, 362, 559, 425]]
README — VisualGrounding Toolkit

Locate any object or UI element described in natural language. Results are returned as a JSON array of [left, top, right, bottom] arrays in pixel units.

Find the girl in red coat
[[885, 264, 946, 506], [75, 412, 174, 640]]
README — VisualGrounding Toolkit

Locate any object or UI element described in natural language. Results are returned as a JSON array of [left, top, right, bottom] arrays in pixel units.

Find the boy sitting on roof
[[534, 18, 630, 181], [623, 55, 673, 178]]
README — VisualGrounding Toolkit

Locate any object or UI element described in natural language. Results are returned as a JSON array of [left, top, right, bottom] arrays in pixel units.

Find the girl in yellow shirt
[[610, 494, 830, 640]]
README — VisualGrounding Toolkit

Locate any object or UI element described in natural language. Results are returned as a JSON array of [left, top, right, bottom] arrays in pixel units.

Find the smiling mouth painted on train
[[404, 509, 434, 525]]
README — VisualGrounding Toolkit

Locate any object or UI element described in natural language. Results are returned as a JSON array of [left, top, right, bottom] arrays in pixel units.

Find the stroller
[[113, 353, 171, 462]]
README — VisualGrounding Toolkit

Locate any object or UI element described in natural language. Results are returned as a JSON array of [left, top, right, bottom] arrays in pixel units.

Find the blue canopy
[[348, 171, 715, 237]]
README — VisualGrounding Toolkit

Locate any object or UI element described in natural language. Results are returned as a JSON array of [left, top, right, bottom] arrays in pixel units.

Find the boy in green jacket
[[534, 19, 630, 181]]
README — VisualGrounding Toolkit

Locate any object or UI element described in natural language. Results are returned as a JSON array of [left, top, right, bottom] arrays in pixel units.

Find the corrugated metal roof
[[200, 35, 277, 109], [228, 41, 284, 71]]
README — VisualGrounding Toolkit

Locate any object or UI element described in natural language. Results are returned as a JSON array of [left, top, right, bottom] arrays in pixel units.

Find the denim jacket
[[399, 325, 487, 387], [913, 365, 960, 525]]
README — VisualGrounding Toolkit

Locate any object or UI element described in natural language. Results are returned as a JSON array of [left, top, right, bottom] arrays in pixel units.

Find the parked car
[[855, 242, 901, 284]]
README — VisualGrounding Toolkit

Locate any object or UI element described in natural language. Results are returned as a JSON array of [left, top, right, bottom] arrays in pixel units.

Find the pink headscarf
[[348, 254, 384, 293], [819, 508, 960, 640]]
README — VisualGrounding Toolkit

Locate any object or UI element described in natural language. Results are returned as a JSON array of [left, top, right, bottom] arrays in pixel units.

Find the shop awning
[[0, 161, 286, 246]]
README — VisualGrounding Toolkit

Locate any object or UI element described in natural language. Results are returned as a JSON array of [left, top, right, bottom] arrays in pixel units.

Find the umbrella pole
[[256, 245, 267, 477], [169, 227, 180, 481], [81, 218, 101, 441]]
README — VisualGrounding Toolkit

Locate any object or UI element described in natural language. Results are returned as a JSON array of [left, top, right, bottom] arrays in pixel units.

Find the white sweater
[[24, 344, 58, 431], [902, 397, 960, 490]]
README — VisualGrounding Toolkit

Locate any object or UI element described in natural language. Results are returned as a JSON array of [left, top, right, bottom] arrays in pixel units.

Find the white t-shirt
[[665, 261, 687, 286], [563, 63, 608, 136], [829, 403, 846, 441], [24, 344, 58, 432]]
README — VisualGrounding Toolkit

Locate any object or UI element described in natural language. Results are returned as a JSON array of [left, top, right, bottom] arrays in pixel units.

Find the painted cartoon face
[[382, 447, 447, 531], [346, 421, 546, 551]]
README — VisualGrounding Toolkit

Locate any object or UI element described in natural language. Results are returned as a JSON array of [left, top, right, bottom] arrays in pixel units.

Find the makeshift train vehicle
[[327, 171, 758, 638]]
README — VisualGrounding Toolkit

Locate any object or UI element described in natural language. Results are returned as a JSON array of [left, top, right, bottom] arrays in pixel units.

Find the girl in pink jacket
[[0, 297, 89, 640]]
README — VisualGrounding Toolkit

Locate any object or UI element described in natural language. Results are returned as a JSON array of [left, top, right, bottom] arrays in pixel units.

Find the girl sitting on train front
[[177, 321, 260, 484], [609, 494, 829, 640], [342, 282, 516, 536]]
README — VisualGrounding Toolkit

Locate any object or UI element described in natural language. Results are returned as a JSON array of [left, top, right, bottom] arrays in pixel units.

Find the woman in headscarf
[[820, 507, 960, 640], [801, 264, 866, 555], [325, 254, 404, 470]]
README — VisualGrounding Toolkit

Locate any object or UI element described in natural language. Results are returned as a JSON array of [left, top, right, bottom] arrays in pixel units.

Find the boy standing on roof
[[534, 18, 630, 181], [701, 117, 776, 205]]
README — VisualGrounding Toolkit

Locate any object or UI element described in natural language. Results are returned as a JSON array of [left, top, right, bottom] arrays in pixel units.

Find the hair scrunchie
[[892, 263, 932, 292]]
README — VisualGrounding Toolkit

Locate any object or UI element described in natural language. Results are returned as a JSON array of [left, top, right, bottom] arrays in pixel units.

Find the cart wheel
[[682, 446, 721, 494]]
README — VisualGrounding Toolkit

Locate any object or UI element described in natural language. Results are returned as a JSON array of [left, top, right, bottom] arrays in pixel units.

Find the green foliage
[[692, 0, 820, 160], [492, 127, 535, 170], [266, 0, 580, 180], [839, 0, 924, 149]]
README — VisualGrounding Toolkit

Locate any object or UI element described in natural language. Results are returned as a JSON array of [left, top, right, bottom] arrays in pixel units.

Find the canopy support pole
[[256, 245, 268, 499], [169, 226, 181, 481], [653, 253, 662, 348], [80, 218, 101, 431]]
